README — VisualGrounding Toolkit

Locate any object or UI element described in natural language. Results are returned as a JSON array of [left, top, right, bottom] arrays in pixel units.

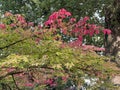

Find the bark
[[105, 0, 120, 57]]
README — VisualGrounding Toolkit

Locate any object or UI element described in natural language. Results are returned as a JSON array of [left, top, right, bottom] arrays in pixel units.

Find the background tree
[[0, 0, 114, 48], [0, 9, 117, 90], [105, 0, 120, 61], [105, 0, 120, 55], [0, 0, 112, 24]]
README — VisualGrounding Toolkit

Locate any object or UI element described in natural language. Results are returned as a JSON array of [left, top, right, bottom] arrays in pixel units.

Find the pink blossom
[[97, 47, 105, 51], [89, 30, 94, 36], [102, 29, 111, 35], [84, 30, 89, 35], [58, 8, 67, 15], [58, 8, 71, 17], [77, 19, 86, 26], [49, 12, 58, 20], [0, 24, 6, 29], [95, 29, 100, 34], [17, 15, 24, 21], [65, 12, 71, 16], [83, 16, 89, 21], [16, 14, 26, 25], [78, 36, 83, 41], [20, 20, 26, 24], [70, 18, 76, 23], [44, 20, 53, 26]]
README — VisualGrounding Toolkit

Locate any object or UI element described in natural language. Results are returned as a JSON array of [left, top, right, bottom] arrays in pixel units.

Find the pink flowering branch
[[43, 8, 111, 51]]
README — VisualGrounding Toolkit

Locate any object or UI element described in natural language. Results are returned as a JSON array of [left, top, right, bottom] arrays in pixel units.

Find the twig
[[0, 38, 27, 50], [11, 74, 21, 90]]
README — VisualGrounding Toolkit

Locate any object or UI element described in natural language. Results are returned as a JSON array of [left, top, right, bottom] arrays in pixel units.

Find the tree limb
[[0, 71, 24, 80], [0, 38, 28, 50]]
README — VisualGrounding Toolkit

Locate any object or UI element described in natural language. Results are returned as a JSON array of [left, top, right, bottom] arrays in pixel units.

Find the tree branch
[[0, 71, 24, 80], [0, 38, 28, 50]]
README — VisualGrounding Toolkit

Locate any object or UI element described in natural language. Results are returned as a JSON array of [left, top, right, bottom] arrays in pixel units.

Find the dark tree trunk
[[105, 0, 120, 58]]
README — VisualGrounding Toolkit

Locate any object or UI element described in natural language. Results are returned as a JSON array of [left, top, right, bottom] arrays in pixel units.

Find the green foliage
[[0, 10, 115, 89], [0, 0, 113, 23], [0, 39, 111, 89]]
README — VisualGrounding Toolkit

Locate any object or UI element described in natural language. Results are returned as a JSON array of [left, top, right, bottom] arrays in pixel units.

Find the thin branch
[[0, 38, 27, 50], [0, 33, 40, 50], [11, 74, 21, 90]]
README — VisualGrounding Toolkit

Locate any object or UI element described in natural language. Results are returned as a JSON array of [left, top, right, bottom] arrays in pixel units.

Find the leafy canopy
[[0, 9, 114, 89]]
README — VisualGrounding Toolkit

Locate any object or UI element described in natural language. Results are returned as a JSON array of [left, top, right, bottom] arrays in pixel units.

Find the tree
[[0, 10, 116, 90], [0, 0, 112, 24], [105, 0, 120, 65], [105, 0, 120, 62]]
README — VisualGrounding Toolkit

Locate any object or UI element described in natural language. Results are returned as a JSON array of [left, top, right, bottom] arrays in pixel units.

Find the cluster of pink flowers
[[44, 8, 111, 50], [15, 14, 26, 25], [44, 8, 71, 27], [1, 12, 36, 29], [1, 9, 111, 52]]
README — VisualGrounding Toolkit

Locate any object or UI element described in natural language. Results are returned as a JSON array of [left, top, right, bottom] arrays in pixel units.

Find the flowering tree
[[0, 0, 113, 23], [0, 9, 117, 90], [44, 8, 111, 48]]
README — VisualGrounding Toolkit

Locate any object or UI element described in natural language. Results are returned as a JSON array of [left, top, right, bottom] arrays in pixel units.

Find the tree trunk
[[105, 0, 120, 62]]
